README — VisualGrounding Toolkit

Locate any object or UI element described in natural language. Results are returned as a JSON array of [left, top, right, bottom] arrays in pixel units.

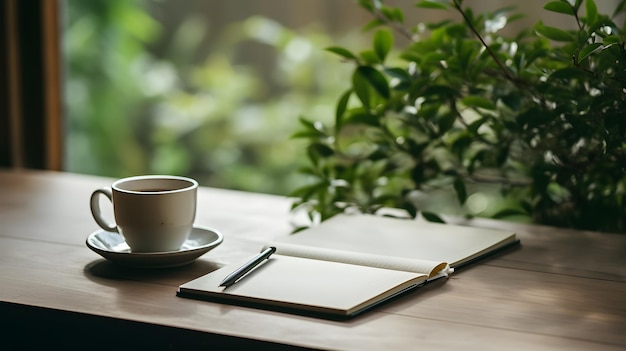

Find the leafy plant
[[291, 0, 626, 233]]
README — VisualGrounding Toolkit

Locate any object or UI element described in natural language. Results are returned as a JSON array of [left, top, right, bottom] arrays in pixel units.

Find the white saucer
[[86, 225, 223, 269]]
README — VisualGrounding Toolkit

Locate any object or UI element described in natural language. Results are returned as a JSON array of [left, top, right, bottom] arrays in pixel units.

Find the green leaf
[[381, 7, 404, 23], [461, 96, 497, 110], [357, 0, 374, 11], [586, 0, 598, 26], [548, 67, 586, 81], [411, 163, 425, 184], [357, 66, 390, 99], [374, 29, 393, 62], [422, 85, 458, 98], [288, 182, 324, 199], [437, 113, 456, 134], [345, 110, 380, 127], [535, 22, 574, 42], [450, 132, 474, 154], [308, 142, 334, 158], [291, 117, 326, 139], [421, 211, 445, 223], [325, 46, 358, 60], [468, 117, 488, 134], [577, 42, 603, 63], [603, 35, 621, 45], [385, 67, 411, 90], [404, 201, 418, 218], [359, 50, 380, 65], [406, 139, 428, 155], [384, 67, 411, 82], [296, 166, 318, 176], [543, 1, 574, 15], [491, 208, 528, 219], [368, 146, 391, 161], [352, 69, 371, 108], [468, 149, 486, 173], [335, 90, 352, 130], [416, 1, 449, 10], [290, 130, 324, 139], [574, 0, 584, 11], [453, 178, 467, 204], [362, 19, 385, 32], [517, 107, 554, 129], [496, 145, 509, 166]]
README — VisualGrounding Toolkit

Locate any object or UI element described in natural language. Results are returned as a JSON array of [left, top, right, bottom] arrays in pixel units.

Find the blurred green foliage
[[64, 0, 360, 195], [292, 0, 626, 233]]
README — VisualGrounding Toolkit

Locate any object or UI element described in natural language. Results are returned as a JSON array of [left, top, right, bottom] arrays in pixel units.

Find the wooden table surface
[[1, 169, 625, 350]]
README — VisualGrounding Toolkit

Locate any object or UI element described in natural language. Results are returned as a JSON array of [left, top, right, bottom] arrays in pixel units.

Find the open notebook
[[177, 214, 519, 318]]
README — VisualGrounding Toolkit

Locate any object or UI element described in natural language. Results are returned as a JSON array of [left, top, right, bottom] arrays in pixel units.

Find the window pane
[[63, 0, 368, 194]]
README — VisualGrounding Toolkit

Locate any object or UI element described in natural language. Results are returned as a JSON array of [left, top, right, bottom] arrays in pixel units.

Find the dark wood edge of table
[[0, 301, 316, 350]]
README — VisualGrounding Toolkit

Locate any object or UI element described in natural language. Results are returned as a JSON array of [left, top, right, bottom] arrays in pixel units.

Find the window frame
[[1, 0, 63, 170]]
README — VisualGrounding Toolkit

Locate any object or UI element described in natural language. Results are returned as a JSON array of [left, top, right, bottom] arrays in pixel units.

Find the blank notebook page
[[180, 255, 427, 313]]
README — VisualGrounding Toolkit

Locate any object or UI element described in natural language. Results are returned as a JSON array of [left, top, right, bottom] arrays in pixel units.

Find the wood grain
[[1, 169, 625, 350]]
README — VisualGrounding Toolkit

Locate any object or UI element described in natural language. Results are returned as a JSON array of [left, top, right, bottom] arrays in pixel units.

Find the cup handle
[[90, 188, 118, 233]]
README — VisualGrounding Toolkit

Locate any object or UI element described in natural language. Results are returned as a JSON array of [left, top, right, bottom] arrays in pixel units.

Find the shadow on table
[[83, 258, 222, 287], [82, 259, 223, 318]]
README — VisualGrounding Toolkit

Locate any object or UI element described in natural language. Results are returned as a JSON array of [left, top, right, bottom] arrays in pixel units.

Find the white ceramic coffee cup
[[90, 175, 198, 252]]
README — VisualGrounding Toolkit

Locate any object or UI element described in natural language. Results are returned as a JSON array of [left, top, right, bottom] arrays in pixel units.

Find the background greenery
[[64, 0, 365, 195], [64, 0, 625, 233], [291, 0, 626, 233]]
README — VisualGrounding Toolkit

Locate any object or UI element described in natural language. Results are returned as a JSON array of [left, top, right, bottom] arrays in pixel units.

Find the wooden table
[[1, 169, 625, 350]]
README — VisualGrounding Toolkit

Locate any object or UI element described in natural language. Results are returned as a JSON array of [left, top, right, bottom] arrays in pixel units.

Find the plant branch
[[572, 4, 583, 30], [467, 172, 531, 187], [451, 0, 517, 83], [369, 5, 415, 42]]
